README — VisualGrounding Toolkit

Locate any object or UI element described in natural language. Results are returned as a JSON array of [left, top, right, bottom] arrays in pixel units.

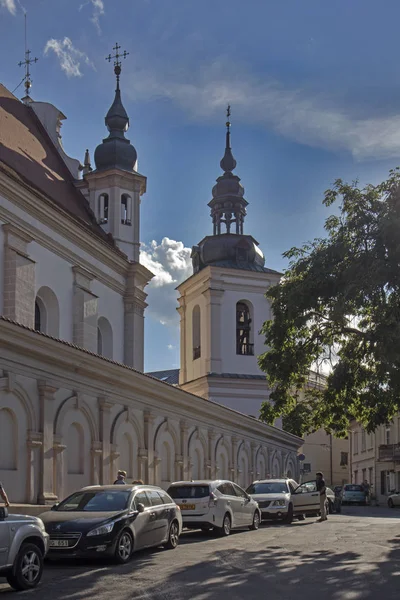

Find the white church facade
[[0, 58, 301, 506]]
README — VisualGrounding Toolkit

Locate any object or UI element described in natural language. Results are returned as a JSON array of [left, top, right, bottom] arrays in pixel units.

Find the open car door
[[292, 481, 320, 515]]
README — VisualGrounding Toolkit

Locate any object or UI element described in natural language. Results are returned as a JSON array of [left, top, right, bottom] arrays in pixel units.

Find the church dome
[[94, 83, 137, 172], [191, 234, 266, 274]]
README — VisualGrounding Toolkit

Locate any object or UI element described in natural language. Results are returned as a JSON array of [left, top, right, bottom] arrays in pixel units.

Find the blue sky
[[1, 0, 399, 371]]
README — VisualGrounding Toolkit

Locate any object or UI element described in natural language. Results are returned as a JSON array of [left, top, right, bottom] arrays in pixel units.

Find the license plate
[[50, 540, 69, 547], [179, 504, 195, 510]]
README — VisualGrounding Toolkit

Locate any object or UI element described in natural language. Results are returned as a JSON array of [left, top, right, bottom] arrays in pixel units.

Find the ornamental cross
[[106, 43, 129, 68], [18, 49, 38, 97]]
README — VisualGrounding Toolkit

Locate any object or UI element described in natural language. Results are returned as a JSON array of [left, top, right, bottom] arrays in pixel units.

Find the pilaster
[[203, 287, 224, 373], [38, 381, 58, 504], [98, 398, 113, 484], [72, 266, 98, 353], [2, 223, 35, 328], [144, 411, 155, 484]]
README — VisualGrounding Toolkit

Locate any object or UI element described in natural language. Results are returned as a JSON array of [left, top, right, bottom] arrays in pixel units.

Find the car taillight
[[208, 492, 218, 507]]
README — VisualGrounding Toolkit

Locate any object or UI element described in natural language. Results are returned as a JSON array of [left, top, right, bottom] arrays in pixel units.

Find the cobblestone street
[[1, 506, 400, 599]]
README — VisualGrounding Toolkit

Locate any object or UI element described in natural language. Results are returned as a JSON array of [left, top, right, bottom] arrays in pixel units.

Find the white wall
[[91, 280, 125, 363]]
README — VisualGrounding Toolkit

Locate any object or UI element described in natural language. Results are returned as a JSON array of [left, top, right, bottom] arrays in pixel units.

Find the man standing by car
[[0, 482, 10, 507], [316, 472, 327, 522], [362, 480, 371, 505]]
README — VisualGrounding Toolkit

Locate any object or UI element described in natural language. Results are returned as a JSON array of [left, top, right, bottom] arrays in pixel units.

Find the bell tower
[[82, 44, 145, 262], [177, 109, 281, 417]]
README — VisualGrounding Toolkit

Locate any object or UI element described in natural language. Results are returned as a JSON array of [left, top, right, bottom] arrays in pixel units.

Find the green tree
[[259, 169, 400, 438]]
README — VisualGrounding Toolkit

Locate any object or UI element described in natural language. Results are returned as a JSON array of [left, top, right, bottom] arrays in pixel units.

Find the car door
[[217, 482, 243, 528], [0, 519, 10, 568], [147, 490, 169, 545], [131, 490, 156, 550], [233, 483, 253, 526], [292, 481, 320, 514]]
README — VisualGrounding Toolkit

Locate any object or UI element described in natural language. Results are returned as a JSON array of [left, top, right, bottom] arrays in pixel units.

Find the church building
[[0, 51, 301, 506]]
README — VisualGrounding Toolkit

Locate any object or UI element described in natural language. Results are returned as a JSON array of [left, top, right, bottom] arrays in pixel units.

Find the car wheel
[[285, 504, 293, 524], [6, 543, 43, 591], [219, 513, 231, 537], [164, 521, 180, 549], [388, 498, 394, 508], [114, 530, 133, 564], [249, 511, 260, 531], [298, 514, 306, 521]]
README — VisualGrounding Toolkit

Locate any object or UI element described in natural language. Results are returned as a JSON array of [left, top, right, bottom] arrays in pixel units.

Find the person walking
[[316, 472, 327, 522], [113, 470, 127, 485], [363, 480, 371, 505], [0, 482, 10, 507]]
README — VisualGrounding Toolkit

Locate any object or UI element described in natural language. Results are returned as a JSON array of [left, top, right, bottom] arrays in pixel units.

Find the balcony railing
[[236, 343, 254, 356], [193, 346, 201, 360], [378, 444, 400, 462]]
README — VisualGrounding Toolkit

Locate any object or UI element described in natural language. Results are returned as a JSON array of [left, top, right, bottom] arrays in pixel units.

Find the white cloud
[[79, 0, 104, 34], [0, 0, 16, 14], [126, 57, 400, 160], [167, 344, 175, 351], [140, 237, 192, 326], [44, 38, 94, 78]]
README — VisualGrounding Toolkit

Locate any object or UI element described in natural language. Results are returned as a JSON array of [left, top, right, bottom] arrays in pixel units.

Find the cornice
[[0, 318, 302, 451]]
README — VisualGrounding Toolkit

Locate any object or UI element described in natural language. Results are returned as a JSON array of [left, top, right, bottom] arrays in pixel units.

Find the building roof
[[146, 368, 180, 385], [0, 85, 115, 247]]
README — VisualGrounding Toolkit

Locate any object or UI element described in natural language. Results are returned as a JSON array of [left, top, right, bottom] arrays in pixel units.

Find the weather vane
[[106, 43, 129, 88], [18, 13, 38, 100]]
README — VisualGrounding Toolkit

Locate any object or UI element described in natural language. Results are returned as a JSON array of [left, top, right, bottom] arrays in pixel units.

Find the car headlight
[[87, 523, 115, 537], [272, 500, 286, 507]]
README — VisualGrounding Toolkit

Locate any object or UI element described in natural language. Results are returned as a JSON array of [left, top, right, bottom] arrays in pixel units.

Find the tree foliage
[[259, 169, 400, 438]]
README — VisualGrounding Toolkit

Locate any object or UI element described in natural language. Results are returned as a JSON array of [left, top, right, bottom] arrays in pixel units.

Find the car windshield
[[246, 482, 288, 494], [344, 485, 363, 492], [56, 490, 131, 512], [167, 485, 210, 499]]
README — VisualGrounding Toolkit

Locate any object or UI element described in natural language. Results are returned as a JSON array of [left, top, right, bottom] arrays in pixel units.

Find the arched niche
[[35, 286, 60, 337]]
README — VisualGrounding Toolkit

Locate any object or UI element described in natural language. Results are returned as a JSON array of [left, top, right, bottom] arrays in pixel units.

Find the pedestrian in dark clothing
[[316, 472, 327, 522]]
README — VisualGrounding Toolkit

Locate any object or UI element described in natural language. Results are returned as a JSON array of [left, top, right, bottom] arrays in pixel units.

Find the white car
[[388, 492, 400, 508], [247, 478, 328, 523], [167, 480, 261, 536]]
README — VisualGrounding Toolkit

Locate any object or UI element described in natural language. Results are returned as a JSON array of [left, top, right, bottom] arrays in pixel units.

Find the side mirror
[[0, 507, 9, 520], [137, 503, 145, 513]]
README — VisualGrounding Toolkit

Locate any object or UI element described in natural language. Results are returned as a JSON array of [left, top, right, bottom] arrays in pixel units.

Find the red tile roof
[[0, 84, 117, 249]]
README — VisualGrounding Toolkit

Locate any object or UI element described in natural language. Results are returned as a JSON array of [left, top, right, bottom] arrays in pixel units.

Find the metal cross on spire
[[225, 104, 232, 148], [106, 43, 129, 89], [18, 14, 38, 101]]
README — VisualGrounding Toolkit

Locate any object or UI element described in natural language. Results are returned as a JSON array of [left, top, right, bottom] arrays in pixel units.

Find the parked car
[[388, 492, 400, 508], [39, 484, 182, 562], [341, 484, 366, 505], [167, 480, 261, 535], [246, 479, 300, 522], [247, 478, 331, 523], [0, 506, 49, 591]]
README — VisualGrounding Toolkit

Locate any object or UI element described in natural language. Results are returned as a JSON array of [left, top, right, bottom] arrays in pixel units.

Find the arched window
[[236, 301, 253, 355], [35, 300, 42, 332], [98, 193, 109, 224], [35, 287, 60, 337], [121, 194, 132, 225], [192, 305, 201, 360], [97, 317, 113, 359]]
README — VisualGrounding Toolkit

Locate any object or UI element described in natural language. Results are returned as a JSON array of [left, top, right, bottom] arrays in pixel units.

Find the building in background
[[351, 418, 400, 505]]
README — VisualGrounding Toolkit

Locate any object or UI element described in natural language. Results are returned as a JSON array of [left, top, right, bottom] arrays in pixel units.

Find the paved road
[[1, 506, 400, 599]]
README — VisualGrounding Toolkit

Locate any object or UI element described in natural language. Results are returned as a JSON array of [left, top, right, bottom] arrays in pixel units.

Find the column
[[203, 288, 224, 374], [38, 381, 58, 504], [91, 442, 102, 485], [138, 449, 148, 483], [131, 185, 141, 263], [27, 436, 42, 504], [72, 266, 98, 353], [2, 224, 35, 327], [208, 430, 217, 479], [231, 437, 239, 483], [250, 442, 258, 483], [53, 437, 66, 500], [98, 398, 113, 484], [144, 411, 155, 485], [177, 301, 187, 385], [180, 420, 189, 480]]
